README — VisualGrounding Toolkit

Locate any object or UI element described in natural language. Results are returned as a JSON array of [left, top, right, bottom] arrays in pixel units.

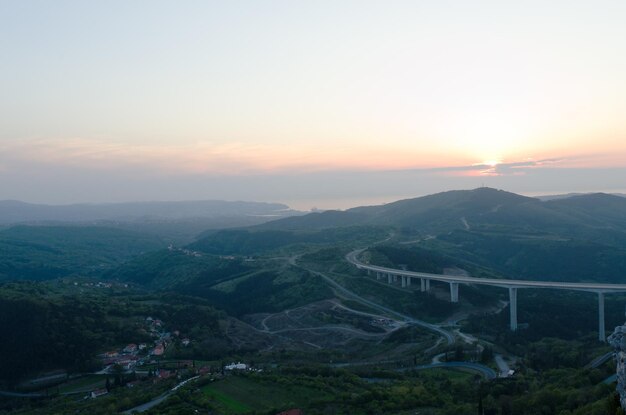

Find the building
[[276, 410, 303, 415], [123, 344, 137, 353], [609, 324, 626, 410], [151, 344, 165, 356], [157, 369, 173, 380], [90, 389, 108, 399], [224, 362, 247, 370]]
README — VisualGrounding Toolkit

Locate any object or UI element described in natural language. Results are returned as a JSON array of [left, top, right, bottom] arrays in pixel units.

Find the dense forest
[[0, 283, 224, 385]]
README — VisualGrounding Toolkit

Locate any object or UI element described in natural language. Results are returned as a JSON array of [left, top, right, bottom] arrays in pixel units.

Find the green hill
[[107, 249, 252, 288], [189, 226, 388, 255], [0, 225, 166, 281], [259, 188, 626, 243]]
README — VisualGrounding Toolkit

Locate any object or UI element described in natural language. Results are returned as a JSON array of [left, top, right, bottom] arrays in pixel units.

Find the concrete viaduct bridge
[[346, 249, 626, 342]]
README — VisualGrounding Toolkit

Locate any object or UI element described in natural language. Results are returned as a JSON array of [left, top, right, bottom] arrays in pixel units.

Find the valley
[[1, 188, 625, 414]]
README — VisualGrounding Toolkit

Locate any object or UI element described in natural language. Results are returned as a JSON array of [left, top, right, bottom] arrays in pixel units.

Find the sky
[[1, 1, 626, 210]]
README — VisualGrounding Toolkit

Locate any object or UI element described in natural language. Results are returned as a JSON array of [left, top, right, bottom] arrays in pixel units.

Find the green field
[[201, 375, 329, 414], [57, 374, 106, 394]]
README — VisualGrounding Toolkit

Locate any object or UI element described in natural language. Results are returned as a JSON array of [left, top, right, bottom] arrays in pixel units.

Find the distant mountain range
[[535, 192, 626, 201], [256, 188, 626, 240], [0, 199, 301, 225]]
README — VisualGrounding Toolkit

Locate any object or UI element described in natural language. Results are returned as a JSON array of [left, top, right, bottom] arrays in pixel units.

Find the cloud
[[389, 157, 568, 177], [0, 138, 332, 175], [0, 137, 468, 175], [1, 137, 621, 189], [481, 158, 565, 176]]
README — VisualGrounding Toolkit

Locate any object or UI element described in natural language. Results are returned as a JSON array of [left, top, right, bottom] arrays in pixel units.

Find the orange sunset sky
[[1, 1, 626, 209]]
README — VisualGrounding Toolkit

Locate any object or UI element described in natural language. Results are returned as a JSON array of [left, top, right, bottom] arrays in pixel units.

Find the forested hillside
[[0, 226, 166, 281]]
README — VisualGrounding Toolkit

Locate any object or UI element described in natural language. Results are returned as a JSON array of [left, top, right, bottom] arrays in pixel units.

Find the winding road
[[309, 269, 455, 345]]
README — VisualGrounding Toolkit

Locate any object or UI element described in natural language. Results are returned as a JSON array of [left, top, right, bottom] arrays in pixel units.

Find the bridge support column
[[376, 272, 380, 280], [598, 292, 606, 342], [406, 277, 411, 287], [425, 279, 430, 292], [450, 282, 459, 303], [509, 287, 517, 331], [393, 274, 398, 283], [401, 276, 407, 288], [420, 279, 426, 291], [387, 274, 392, 284]]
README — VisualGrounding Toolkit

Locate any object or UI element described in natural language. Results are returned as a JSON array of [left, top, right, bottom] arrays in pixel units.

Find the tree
[[455, 345, 464, 361], [112, 364, 124, 387], [481, 346, 493, 363]]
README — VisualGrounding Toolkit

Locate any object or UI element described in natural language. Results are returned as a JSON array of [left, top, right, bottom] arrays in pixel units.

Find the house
[[104, 351, 119, 358], [181, 338, 190, 346], [224, 362, 247, 370], [90, 388, 108, 399], [123, 343, 137, 353], [138, 343, 147, 350], [116, 359, 136, 370], [157, 369, 173, 379], [151, 344, 164, 356]]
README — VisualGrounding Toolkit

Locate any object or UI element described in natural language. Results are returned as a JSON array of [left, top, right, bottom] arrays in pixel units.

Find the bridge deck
[[347, 250, 626, 292]]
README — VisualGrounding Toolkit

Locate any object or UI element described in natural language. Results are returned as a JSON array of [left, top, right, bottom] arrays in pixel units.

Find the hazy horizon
[[4, 183, 626, 212]]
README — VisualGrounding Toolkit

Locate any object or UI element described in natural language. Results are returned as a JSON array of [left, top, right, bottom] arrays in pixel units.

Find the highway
[[346, 249, 626, 293], [587, 351, 614, 369]]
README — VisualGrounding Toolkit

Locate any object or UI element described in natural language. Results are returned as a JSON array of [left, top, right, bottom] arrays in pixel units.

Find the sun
[[431, 98, 542, 164], [483, 159, 501, 167]]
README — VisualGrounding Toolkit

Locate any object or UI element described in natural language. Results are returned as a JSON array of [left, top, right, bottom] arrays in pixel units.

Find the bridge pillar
[[509, 287, 517, 331], [401, 276, 407, 288], [420, 279, 426, 291], [598, 292, 605, 342], [376, 272, 380, 280], [425, 279, 430, 292], [406, 277, 411, 287], [450, 282, 459, 303], [393, 274, 398, 283], [387, 274, 392, 284]]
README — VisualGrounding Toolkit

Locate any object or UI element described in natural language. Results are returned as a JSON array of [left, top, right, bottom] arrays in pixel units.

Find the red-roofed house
[[123, 343, 137, 353], [157, 369, 173, 380], [151, 344, 164, 356]]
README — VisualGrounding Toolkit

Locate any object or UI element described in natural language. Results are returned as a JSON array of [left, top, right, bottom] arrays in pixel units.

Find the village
[[86, 315, 263, 402], [88, 315, 196, 398]]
